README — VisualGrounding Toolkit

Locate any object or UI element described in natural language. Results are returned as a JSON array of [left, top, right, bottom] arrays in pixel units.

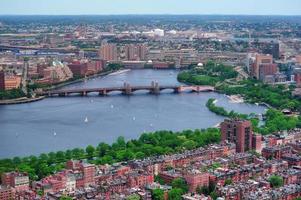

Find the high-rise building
[[124, 44, 148, 61], [296, 55, 301, 65], [137, 44, 148, 61], [124, 44, 137, 61], [67, 61, 88, 77], [0, 70, 5, 90], [263, 42, 280, 59], [295, 69, 301, 87], [259, 63, 278, 81], [251, 54, 273, 79], [221, 119, 253, 153], [99, 43, 118, 61]]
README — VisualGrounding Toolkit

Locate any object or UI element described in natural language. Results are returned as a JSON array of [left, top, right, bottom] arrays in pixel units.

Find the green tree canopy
[[269, 175, 283, 188], [151, 188, 164, 200]]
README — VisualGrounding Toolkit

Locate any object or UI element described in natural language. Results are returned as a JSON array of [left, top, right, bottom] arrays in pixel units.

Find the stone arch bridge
[[37, 82, 215, 97]]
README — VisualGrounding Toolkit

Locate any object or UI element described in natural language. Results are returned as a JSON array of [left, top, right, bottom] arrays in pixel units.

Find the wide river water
[[0, 69, 266, 158]]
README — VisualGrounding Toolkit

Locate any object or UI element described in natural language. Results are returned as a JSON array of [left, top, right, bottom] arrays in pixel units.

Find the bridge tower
[[99, 89, 107, 96], [151, 81, 160, 94], [123, 82, 132, 95], [21, 57, 29, 95]]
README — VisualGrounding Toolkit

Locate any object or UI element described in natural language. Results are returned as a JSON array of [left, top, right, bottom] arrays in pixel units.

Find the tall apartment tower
[[295, 70, 301, 87], [125, 44, 137, 61], [221, 119, 253, 153], [0, 70, 5, 90], [251, 54, 273, 79], [99, 43, 118, 61], [137, 44, 147, 61], [124, 44, 148, 61]]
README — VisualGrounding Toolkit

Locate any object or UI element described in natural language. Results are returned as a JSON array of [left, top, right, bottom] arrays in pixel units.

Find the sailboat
[[110, 104, 114, 109], [84, 117, 88, 123], [133, 116, 136, 121], [53, 131, 57, 136]]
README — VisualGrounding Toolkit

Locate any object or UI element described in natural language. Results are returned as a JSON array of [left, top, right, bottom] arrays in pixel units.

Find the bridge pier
[[80, 91, 87, 96], [123, 83, 132, 95], [99, 90, 107, 96], [151, 81, 160, 94], [58, 93, 65, 97]]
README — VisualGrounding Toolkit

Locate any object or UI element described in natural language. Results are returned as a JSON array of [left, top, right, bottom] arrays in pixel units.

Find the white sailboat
[[110, 104, 114, 109], [53, 131, 57, 136], [133, 116, 136, 121], [84, 117, 88, 123]]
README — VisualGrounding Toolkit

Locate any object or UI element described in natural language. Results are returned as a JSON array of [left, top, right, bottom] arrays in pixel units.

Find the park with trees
[[0, 128, 221, 182]]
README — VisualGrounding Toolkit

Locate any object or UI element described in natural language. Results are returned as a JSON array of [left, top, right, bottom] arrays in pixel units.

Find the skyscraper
[[221, 119, 253, 153], [251, 54, 273, 79], [263, 42, 280, 59], [124, 44, 148, 61], [259, 63, 278, 81], [124, 44, 137, 61], [295, 69, 301, 87], [99, 43, 118, 61], [0, 70, 5, 90]]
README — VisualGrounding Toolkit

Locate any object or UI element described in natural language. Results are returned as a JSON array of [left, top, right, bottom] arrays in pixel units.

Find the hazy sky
[[0, 0, 301, 15]]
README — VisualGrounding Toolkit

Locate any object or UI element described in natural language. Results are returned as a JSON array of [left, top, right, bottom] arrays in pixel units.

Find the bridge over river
[[37, 82, 215, 97]]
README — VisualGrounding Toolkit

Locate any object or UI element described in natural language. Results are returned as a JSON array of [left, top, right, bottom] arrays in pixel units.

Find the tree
[[224, 178, 232, 186], [135, 151, 145, 159], [269, 175, 283, 188], [97, 142, 110, 157], [60, 196, 72, 200], [126, 194, 141, 200], [168, 188, 183, 200], [210, 191, 218, 200], [152, 189, 164, 200], [155, 175, 165, 185], [86, 145, 95, 160], [101, 155, 114, 164], [197, 185, 209, 195], [56, 151, 66, 163], [171, 178, 189, 193]]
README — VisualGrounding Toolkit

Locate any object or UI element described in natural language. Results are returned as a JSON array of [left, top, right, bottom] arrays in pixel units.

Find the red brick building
[[0, 70, 5, 90], [259, 63, 278, 80], [1, 172, 29, 192], [295, 71, 301, 87], [127, 172, 154, 188], [0, 186, 15, 200], [80, 163, 96, 187], [184, 172, 209, 192], [251, 54, 273, 79], [68, 61, 88, 76], [99, 43, 118, 61], [262, 146, 292, 159], [221, 119, 253, 153], [252, 134, 263, 153]]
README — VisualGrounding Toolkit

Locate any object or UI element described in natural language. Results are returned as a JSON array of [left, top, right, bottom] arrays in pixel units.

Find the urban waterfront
[[0, 69, 266, 158]]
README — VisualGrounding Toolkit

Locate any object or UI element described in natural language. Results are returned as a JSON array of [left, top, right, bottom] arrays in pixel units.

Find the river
[[0, 69, 266, 158]]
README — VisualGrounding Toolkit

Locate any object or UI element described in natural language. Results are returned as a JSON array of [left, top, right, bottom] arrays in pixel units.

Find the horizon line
[[0, 14, 301, 17]]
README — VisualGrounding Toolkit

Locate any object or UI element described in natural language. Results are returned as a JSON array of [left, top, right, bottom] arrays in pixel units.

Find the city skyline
[[0, 0, 301, 15]]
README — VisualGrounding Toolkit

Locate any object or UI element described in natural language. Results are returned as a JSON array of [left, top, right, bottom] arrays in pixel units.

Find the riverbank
[[177, 65, 301, 112], [48, 70, 115, 90], [0, 96, 45, 105]]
